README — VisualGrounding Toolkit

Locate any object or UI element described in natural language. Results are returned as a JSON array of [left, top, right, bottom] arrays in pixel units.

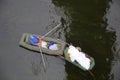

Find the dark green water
[[52, 0, 115, 80], [0, 0, 120, 80]]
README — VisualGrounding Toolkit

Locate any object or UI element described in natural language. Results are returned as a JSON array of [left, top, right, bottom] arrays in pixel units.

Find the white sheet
[[68, 45, 90, 70]]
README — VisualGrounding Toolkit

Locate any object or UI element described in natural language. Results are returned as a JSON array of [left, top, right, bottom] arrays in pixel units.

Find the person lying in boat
[[28, 35, 59, 50], [67, 45, 91, 70]]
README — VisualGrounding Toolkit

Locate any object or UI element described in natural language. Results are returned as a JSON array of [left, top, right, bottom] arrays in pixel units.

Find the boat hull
[[19, 33, 95, 71], [64, 47, 95, 71], [19, 33, 66, 55]]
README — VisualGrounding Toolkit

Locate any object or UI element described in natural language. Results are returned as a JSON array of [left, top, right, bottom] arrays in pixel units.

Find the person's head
[[76, 47, 81, 51], [29, 35, 40, 45]]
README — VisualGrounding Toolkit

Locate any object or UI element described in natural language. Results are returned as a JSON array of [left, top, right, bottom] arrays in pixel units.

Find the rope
[[88, 71, 96, 80]]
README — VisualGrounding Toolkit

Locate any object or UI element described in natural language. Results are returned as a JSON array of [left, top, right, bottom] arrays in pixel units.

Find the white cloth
[[49, 44, 58, 50], [41, 41, 47, 48], [68, 45, 90, 70], [41, 41, 59, 50]]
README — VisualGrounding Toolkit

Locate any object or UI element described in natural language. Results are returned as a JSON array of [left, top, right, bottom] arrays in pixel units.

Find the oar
[[38, 46, 46, 70], [42, 23, 61, 38], [38, 23, 62, 70]]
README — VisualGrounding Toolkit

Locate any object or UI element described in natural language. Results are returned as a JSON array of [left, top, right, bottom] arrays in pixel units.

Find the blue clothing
[[48, 41, 55, 48], [29, 35, 40, 45]]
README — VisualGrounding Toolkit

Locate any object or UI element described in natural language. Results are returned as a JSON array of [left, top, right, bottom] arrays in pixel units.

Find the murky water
[[0, 0, 67, 80], [0, 0, 120, 80]]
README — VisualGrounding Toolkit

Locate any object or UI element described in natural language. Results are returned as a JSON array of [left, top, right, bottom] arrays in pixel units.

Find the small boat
[[19, 33, 95, 71], [19, 33, 66, 55], [64, 47, 95, 71]]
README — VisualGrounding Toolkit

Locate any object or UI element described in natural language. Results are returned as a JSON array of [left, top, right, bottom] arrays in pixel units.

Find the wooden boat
[[64, 47, 95, 71], [19, 33, 66, 55], [19, 33, 95, 71]]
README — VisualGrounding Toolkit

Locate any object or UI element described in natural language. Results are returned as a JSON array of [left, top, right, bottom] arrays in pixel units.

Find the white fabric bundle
[[41, 41, 48, 48], [49, 44, 58, 50], [68, 45, 90, 70]]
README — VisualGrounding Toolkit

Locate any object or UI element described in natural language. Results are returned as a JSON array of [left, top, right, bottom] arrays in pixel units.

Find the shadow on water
[[52, 0, 117, 80]]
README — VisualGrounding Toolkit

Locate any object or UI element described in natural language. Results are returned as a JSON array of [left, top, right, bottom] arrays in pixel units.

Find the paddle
[[38, 23, 62, 70], [42, 23, 61, 38]]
